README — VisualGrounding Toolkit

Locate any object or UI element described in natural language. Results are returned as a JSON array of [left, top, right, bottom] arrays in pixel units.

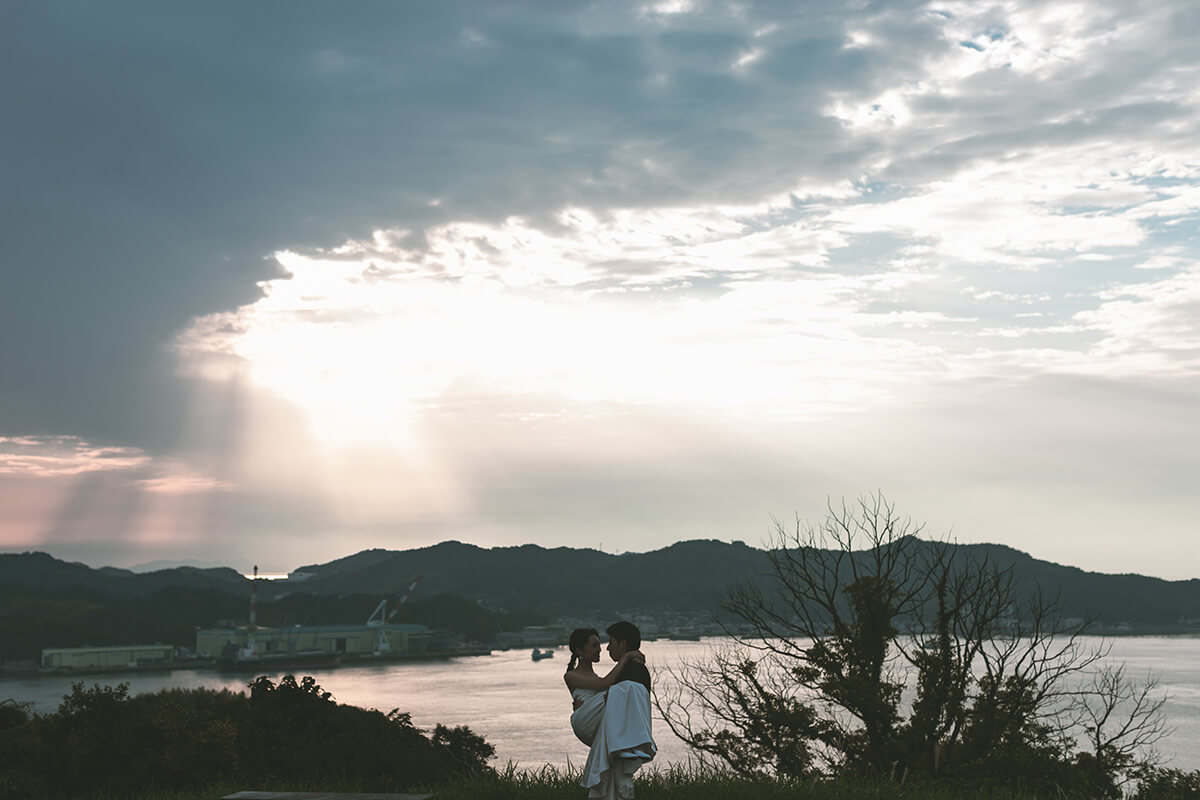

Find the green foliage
[[0, 699, 30, 732], [0, 675, 493, 799], [805, 576, 904, 774], [431, 722, 501, 773], [1131, 766, 1200, 800], [656, 645, 831, 780], [711, 658, 824, 778]]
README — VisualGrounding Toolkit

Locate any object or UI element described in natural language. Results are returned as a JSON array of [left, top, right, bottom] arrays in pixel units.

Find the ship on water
[[217, 641, 341, 671], [202, 570, 486, 669], [213, 565, 326, 671]]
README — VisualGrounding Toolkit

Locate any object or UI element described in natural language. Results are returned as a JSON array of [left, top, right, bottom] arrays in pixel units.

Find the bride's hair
[[566, 627, 598, 671]]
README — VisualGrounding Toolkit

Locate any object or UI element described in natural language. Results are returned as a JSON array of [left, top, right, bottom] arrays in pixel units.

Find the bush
[[1131, 767, 1200, 800], [0, 675, 493, 799], [0, 699, 29, 732]]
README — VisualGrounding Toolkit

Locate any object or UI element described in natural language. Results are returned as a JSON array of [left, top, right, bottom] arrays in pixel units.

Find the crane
[[366, 575, 423, 654]]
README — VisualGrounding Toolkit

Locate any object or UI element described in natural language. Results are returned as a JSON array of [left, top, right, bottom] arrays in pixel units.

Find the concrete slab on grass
[[223, 792, 432, 800]]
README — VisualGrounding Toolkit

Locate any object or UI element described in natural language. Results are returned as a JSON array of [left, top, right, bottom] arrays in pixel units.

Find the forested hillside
[[2, 537, 1197, 659]]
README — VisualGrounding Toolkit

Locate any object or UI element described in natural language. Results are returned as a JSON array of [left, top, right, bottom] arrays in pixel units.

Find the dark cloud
[[1, 1, 897, 449]]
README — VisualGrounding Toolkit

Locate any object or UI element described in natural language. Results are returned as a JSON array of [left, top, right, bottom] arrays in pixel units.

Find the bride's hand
[[623, 649, 645, 664]]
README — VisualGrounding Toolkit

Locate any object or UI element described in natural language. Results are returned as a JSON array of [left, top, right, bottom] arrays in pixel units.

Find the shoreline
[[0, 647, 494, 679]]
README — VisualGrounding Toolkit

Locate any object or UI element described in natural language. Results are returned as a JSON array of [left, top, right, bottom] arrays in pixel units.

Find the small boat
[[531, 647, 555, 661], [666, 629, 702, 641]]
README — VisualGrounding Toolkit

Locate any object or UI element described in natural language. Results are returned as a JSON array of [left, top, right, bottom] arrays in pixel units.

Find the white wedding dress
[[570, 684, 656, 799]]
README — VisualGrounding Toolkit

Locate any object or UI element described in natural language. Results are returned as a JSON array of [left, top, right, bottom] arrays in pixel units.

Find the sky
[[1, 1, 1198, 578]]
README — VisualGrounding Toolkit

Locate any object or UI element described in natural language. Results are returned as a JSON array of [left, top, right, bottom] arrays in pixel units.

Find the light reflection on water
[[3, 636, 1198, 771]]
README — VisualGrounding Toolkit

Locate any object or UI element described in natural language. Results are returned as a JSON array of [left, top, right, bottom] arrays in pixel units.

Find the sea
[[3, 636, 1198, 772]]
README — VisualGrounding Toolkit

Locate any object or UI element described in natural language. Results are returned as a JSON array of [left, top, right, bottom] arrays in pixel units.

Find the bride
[[564, 627, 656, 799]]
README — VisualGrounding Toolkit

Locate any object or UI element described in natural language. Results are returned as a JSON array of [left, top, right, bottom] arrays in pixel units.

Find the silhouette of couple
[[563, 621, 656, 799]]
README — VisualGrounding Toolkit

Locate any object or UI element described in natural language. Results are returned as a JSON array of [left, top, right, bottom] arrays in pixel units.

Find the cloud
[[0, 434, 242, 562], [4, 0, 1200, 576], [0, 436, 150, 478], [1074, 265, 1200, 371], [0, 435, 231, 492]]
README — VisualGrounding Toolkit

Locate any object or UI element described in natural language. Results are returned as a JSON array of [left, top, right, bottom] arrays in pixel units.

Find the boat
[[666, 629, 702, 641], [531, 647, 555, 661], [217, 643, 342, 672]]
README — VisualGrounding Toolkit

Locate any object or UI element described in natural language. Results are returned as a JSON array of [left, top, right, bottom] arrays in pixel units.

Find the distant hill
[[286, 539, 770, 616], [2, 539, 1198, 660], [127, 558, 255, 574], [0, 551, 247, 597], [285, 538, 1200, 625]]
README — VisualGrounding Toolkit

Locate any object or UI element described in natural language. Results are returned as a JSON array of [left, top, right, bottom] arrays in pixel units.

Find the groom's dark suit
[[614, 659, 651, 692]]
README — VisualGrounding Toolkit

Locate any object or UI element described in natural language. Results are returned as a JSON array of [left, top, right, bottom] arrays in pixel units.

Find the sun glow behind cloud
[[177, 243, 938, 449], [176, 145, 1200, 454]]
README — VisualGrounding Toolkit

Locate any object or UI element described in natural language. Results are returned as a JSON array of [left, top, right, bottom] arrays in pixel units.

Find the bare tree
[[657, 495, 926, 776], [654, 644, 827, 778], [654, 493, 1169, 793], [1073, 664, 1170, 791], [716, 496, 926, 772]]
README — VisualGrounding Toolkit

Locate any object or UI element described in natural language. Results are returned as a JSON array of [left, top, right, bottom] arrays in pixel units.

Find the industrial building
[[41, 644, 173, 672], [496, 625, 567, 647], [195, 623, 433, 659]]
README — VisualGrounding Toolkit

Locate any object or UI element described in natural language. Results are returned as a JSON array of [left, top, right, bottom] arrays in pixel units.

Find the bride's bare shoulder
[[564, 667, 591, 689]]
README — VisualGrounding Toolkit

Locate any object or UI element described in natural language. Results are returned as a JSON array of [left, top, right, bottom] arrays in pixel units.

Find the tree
[[1072, 663, 1170, 795], [654, 494, 1168, 793]]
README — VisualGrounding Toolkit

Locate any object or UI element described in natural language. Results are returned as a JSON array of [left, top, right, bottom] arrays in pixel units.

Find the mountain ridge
[[3, 538, 1197, 626]]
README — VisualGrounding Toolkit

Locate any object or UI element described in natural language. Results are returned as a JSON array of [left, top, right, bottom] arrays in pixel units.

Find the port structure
[[241, 565, 260, 659], [366, 575, 422, 654]]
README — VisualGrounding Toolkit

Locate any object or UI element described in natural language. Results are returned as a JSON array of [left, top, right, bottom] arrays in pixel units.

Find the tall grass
[[94, 761, 1188, 800], [430, 762, 1051, 800]]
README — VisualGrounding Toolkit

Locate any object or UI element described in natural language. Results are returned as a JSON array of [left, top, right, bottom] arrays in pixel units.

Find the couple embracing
[[563, 621, 657, 800]]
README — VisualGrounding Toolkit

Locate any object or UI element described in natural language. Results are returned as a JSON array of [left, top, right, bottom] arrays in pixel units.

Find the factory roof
[[197, 623, 430, 635], [41, 643, 172, 655]]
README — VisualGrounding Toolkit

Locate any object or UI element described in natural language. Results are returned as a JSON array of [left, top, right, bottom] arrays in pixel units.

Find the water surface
[[4, 636, 1197, 771]]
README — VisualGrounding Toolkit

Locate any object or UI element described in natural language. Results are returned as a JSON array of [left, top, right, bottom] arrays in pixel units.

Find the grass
[[429, 763, 1058, 800], [71, 763, 1117, 800]]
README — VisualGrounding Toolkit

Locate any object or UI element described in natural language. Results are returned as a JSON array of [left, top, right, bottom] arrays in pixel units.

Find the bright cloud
[[178, 135, 1200, 449], [0, 436, 150, 478], [0, 436, 230, 492], [1075, 266, 1200, 371]]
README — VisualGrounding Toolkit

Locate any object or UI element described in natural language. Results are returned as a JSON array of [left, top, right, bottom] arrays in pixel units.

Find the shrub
[[1131, 767, 1200, 800], [0, 675, 493, 799]]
